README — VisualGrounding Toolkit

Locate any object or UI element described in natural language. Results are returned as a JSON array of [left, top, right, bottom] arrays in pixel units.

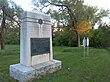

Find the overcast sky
[[84, 0, 110, 10], [12, 0, 110, 23], [12, 0, 32, 11], [12, 0, 110, 11]]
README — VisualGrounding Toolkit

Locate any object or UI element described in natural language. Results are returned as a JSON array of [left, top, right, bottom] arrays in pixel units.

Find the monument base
[[10, 60, 61, 82]]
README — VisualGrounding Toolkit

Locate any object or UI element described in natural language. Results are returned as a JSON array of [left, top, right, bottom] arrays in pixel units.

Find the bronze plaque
[[31, 38, 50, 56]]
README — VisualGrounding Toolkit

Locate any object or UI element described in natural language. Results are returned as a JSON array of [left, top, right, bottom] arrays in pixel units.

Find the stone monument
[[10, 11, 62, 82]]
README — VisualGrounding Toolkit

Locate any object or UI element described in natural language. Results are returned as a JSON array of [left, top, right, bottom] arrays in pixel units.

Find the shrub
[[4, 28, 20, 44]]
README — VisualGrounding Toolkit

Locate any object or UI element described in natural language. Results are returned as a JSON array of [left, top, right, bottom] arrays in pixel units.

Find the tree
[[77, 21, 92, 36], [89, 23, 110, 48], [4, 27, 20, 44], [32, 0, 83, 47], [32, 0, 109, 47], [84, 6, 109, 29], [0, 0, 23, 49]]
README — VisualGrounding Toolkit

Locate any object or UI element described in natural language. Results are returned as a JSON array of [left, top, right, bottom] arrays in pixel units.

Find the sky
[[12, 0, 110, 23], [84, 0, 110, 10], [12, 0, 32, 11], [12, 0, 110, 11], [84, 0, 110, 23]]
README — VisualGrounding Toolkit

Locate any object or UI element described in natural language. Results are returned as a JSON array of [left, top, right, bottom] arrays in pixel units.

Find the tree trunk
[[76, 32, 80, 47], [0, 8, 5, 50], [0, 29, 5, 50]]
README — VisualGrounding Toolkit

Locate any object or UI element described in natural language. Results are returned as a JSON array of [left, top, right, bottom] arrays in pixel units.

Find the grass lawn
[[0, 45, 110, 82]]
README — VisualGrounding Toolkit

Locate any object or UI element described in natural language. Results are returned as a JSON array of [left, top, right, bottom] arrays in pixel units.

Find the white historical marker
[[10, 11, 62, 82], [87, 37, 89, 47], [82, 37, 89, 58], [83, 37, 86, 47], [86, 37, 89, 56]]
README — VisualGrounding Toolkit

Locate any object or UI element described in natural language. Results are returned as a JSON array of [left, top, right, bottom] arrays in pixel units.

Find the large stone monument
[[10, 11, 62, 82]]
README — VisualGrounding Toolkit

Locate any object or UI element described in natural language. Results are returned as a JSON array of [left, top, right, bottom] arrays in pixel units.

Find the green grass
[[0, 45, 110, 82]]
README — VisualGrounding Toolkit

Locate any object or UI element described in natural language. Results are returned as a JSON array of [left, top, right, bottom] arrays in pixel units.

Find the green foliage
[[68, 39, 77, 47], [100, 25, 110, 47], [90, 24, 110, 48], [0, 0, 8, 7], [4, 28, 20, 44], [0, 0, 23, 22], [90, 29, 104, 48], [53, 30, 77, 47], [53, 34, 61, 46]]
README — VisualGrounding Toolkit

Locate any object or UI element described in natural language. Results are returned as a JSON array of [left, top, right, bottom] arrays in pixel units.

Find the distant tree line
[[90, 24, 110, 48], [4, 22, 110, 48], [53, 23, 110, 48]]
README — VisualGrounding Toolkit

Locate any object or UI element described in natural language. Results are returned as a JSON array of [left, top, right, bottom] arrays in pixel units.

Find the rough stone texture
[[10, 60, 61, 82]]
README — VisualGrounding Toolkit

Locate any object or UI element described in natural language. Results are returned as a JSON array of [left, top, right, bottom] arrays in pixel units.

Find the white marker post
[[83, 37, 86, 58], [86, 37, 89, 56], [82, 37, 89, 58]]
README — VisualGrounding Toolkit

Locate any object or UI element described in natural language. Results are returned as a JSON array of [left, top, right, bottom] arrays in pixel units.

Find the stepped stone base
[[10, 60, 61, 82]]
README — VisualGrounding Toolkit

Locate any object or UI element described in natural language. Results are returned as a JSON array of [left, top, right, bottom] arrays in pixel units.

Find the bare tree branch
[[40, 3, 51, 11], [46, 1, 77, 29]]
